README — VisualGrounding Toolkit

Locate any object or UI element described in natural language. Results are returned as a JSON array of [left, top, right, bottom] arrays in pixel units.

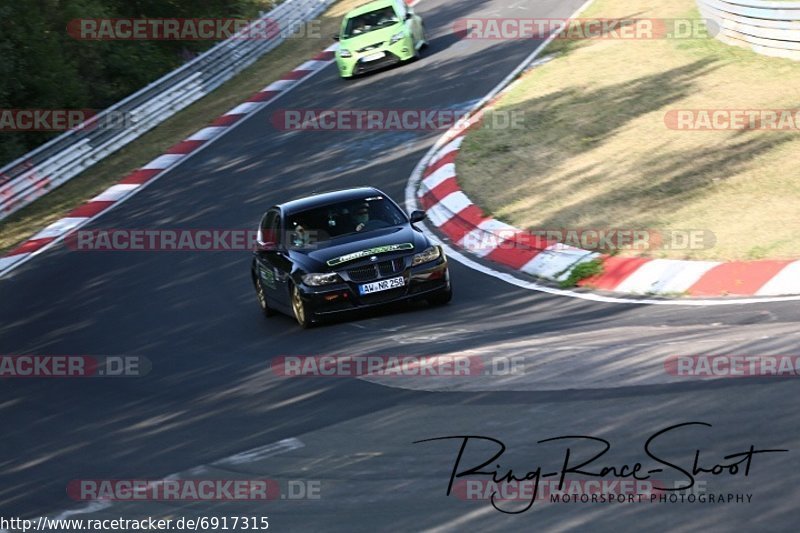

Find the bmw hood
[[295, 225, 429, 271]]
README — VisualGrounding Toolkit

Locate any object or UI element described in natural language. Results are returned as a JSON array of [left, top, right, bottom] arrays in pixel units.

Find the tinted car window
[[286, 197, 406, 243], [343, 7, 400, 38]]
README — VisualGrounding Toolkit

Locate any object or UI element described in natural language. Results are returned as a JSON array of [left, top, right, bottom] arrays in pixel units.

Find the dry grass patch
[[458, 0, 800, 261]]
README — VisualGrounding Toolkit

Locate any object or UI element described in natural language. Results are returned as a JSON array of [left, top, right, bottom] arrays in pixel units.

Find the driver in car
[[376, 7, 397, 26], [289, 220, 309, 247], [354, 204, 371, 232]]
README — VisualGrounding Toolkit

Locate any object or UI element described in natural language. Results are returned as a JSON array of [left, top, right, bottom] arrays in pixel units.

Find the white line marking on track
[[212, 438, 305, 466]]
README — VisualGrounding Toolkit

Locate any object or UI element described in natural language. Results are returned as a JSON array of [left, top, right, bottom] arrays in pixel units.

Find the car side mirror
[[409, 210, 426, 223], [256, 240, 278, 252], [332, 34, 340, 41], [405, 13, 413, 20]]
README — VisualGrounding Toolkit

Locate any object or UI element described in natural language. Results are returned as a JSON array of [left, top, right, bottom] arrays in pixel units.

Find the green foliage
[[558, 258, 604, 288], [0, 0, 272, 165]]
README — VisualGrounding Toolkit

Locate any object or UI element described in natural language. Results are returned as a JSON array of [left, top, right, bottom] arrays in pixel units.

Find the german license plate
[[363, 52, 385, 62], [359, 276, 405, 295]]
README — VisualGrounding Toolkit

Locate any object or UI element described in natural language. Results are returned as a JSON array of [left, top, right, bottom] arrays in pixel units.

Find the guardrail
[[697, 0, 800, 60], [0, 0, 335, 220]]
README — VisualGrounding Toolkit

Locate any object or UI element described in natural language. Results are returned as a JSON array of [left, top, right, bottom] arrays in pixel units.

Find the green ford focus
[[334, 0, 427, 78]]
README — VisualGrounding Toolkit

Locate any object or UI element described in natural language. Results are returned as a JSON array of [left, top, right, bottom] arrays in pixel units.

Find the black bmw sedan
[[251, 187, 451, 327]]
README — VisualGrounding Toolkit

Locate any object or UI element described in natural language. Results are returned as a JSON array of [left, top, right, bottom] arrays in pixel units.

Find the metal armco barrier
[[697, 0, 800, 60], [0, 0, 334, 220]]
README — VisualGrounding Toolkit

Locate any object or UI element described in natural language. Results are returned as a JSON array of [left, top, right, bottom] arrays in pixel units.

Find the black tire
[[412, 27, 426, 61], [413, 39, 423, 60], [427, 285, 452, 306], [290, 283, 313, 329], [253, 274, 275, 317]]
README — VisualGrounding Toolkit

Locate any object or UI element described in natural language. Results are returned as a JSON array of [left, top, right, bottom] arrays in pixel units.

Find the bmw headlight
[[411, 246, 441, 266], [390, 31, 405, 44], [302, 272, 341, 286], [339, 49, 352, 58]]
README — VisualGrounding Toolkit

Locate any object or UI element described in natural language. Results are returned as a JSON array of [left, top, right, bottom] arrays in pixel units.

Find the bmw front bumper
[[296, 255, 449, 317]]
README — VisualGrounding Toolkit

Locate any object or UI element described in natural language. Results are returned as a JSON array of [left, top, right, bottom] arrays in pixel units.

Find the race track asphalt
[[1, 0, 799, 530]]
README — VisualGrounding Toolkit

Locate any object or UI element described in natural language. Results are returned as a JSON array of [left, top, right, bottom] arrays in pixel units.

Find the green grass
[[559, 258, 604, 288]]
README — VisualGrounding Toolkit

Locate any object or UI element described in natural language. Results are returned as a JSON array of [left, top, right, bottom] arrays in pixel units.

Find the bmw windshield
[[285, 196, 407, 246]]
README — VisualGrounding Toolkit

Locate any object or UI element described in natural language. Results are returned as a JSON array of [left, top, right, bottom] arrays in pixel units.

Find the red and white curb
[[414, 102, 800, 299], [0, 44, 339, 278], [403, 0, 800, 301]]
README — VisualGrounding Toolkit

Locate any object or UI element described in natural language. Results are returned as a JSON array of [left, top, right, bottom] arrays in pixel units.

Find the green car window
[[343, 7, 400, 38]]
